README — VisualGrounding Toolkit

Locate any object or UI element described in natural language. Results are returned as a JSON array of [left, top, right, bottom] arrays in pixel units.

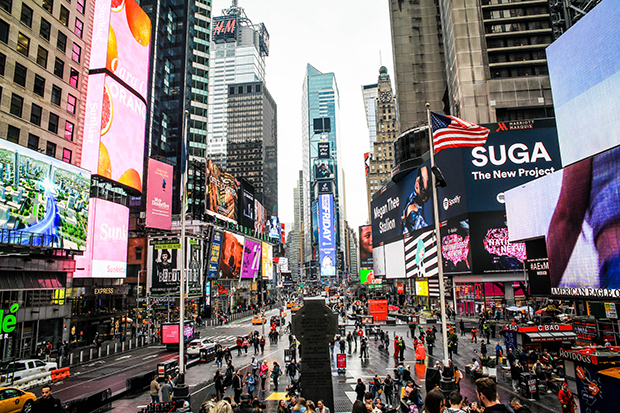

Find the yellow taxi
[[291, 304, 301, 314], [251, 315, 266, 325], [0, 387, 36, 413], [286, 301, 294, 309]]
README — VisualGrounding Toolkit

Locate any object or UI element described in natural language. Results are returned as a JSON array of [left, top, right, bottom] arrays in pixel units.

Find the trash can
[[520, 372, 539, 400]]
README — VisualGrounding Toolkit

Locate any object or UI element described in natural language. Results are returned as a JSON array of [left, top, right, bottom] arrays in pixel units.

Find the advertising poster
[[359, 225, 373, 268], [317, 181, 333, 195], [373, 245, 386, 277], [404, 228, 438, 279], [74, 198, 129, 278], [312, 200, 319, 242], [314, 159, 335, 180], [218, 231, 244, 279], [261, 242, 273, 280], [89, 0, 151, 100], [205, 160, 237, 223], [254, 200, 267, 235], [205, 281, 211, 307], [371, 161, 433, 246], [145, 159, 172, 230], [440, 217, 472, 274], [81, 74, 147, 194], [212, 16, 238, 42], [0, 139, 90, 250], [469, 212, 526, 274], [241, 239, 261, 279], [360, 269, 375, 285], [319, 194, 336, 277], [206, 229, 223, 280], [318, 142, 330, 159], [267, 216, 280, 242], [574, 363, 604, 413], [239, 179, 255, 230], [385, 239, 406, 279], [415, 279, 429, 296], [148, 237, 202, 295]]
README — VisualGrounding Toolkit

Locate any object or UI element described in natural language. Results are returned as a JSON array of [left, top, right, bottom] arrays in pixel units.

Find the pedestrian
[[236, 337, 243, 356], [447, 391, 466, 413], [469, 377, 512, 413], [33, 386, 63, 413], [558, 382, 575, 413], [340, 336, 346, 354], [287, 359, 298, 381], [509, 396, 532, 413], [214, 370, 225, 400], [393, 335, 400, 358], [399, 336, 406, 361], [355, 378, 366, 401], [161, 374, 174, 402], [495, 342, 503, 366], [316, 399, 330, 413], [471, 327, 478, 343], [199, 394, 218, 413], [244, 372, 256, 398], [427, 331, 435, 356], [251, 356, 259, 377], [216, 345, 224, 369], [253, 336, 259, 355], [272, 361, 282, 391], [423, 389, 445, 413], [224, 347, 232, 363], [149, 374, 160, 403], [259, 336, 265, 354], [242, 337, 249, 354], [259, 360, 269, 392], [232, 370, 243, 404], [360, 337, 368, 359], [459, 319, 465, 336], [480, 342, 487, 358], [383, 374, 394, 408]]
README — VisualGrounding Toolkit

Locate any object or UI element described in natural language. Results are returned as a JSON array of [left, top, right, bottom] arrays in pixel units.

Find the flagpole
[[426, 103, 450, 366]]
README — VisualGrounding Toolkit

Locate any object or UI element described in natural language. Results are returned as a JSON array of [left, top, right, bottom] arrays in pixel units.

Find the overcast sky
[[211, 0, 395, 234]]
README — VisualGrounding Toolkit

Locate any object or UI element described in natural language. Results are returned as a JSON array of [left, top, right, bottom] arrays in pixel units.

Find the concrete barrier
[[13, 371, 52, 390]]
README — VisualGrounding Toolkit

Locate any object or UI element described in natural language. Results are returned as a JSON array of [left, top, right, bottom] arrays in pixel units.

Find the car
[[286, 302, 294, 309], [0, 360, 58, 384], [0, 387, 36, 413], [270, 316, 282, 326], [252, 315, 266, 325], [186, 337, 217, 357]]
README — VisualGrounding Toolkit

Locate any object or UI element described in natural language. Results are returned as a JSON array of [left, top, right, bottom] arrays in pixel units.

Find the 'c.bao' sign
[[504, 324, 573, 333]]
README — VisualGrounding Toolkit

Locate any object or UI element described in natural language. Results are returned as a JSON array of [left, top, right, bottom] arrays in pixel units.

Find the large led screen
[[254, 200, 267, 235], [371, 161, 433, 246], [469, 212, 526, 274], [239, 180, 255, 230], [319, 194, 336, 277], [0, 139, 90, 250], [81, 74, 146, 193], [148, 237, 202, 295], [360, 269, 375, 285], [384, 239, 406, 279], [241, 239, 261, 279], [205, 160, 237, 223], [145, 159, 172, 230], [546, 0, 620, 167], [359, 225, 373, 268], [219, 232, 244, 279], [261, 242, 273, 280], [404, 228, 437, 279], [267, 216, 281, 242], [440, 217, 471, 274], [314, 159, 335, 180], [90, 0, 151, 100], [206, 229, 223, 280], [75, 198, 129, 278], [506, 147, 620, 296]]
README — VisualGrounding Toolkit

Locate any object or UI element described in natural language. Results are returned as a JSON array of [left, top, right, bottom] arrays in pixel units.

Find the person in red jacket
[[394, 336, 400, 358], [558, 382, 575, 413], [471, 327, 478, 343]]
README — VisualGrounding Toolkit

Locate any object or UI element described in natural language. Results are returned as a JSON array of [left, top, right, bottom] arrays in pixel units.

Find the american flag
[[431, 112, 490, 154]]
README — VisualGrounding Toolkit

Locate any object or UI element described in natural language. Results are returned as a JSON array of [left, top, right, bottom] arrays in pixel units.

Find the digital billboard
[[506, 147, 620, 297], [318, 142, 330, 159], [371, 161, 433, 246], [145, 159, 172, 230], [90, 0, 151, 100], [81, 74, 146, 194], [312, 200, 319, 242], [212, 16, 238, 43], [161, 324, 193, 345], [359, 225, 373, 268], [206, 229, 223, 280], [205, 160, 237, 223], [254, 200, 267, 235], [415, 279, 429, 296], [261, 241, 273, 280], [469, 212, 526, 274], [0, 139, 90, 250], [319, 194, 336, 277], [75, 198, 128, 278], [404, 228, 437, 279], [317, 181, 333, 195], [546, 0, 619, 167], [267, 216, 281, 242], [441, 217, 471, 274], [219, 231, 244, 279], [241, 239, 261, 279], [258, 23, 269, 57], [314, 159, 335, 180], [239, 179, 255, 230], [384, 239, 406, 279], [148, 237, 202, 295]]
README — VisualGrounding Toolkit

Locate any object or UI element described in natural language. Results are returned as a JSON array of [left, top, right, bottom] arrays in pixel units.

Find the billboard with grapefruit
[[82, 74, 146, 194]]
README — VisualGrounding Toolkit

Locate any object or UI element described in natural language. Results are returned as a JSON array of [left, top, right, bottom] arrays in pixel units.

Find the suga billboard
[[145, 159, 173, 230], [319, 194, 336, 277]]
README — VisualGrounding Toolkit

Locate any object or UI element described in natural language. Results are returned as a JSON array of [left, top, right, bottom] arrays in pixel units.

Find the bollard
[[107, 344, 110, 356], [129, 340, 132, 350], [115, 343, 118, 353], [89, 348, 93, 360], [122, 342, 125, 352], [80, 351, 83, 363], [70, 353, 73, 365], [98, 347, 102, 358]]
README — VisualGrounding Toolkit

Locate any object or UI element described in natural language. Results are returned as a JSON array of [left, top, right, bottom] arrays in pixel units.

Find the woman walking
[[259, 360, 269, 392], [272, 361, 282, 391]]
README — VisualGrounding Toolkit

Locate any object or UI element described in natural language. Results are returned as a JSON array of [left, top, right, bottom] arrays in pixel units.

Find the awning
[[526, 331, 577, 342]]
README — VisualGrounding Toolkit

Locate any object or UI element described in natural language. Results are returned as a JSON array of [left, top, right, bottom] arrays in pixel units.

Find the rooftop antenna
[[379, 50, 383, 67]]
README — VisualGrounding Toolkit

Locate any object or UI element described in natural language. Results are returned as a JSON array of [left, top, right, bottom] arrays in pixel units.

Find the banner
[[206, 229, 222, 279], [205, 159, 237, 222], [404, 229, 438, 279], [145, 159, 173, 230], [359, 225, 373, 268], [219, 231, 244, 279], [319, 194, 336, 277], [241, 239, 261, 279], [261, 241, 273, 280], [149, 237, 202, 295]]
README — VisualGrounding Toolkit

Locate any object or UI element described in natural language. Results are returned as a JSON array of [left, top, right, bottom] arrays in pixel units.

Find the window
[[53, 57, 63, 78], [9, 93, 23, 117], [76, 0, 85, 14], [33, 74, 45, 96], [71, 43, 80, 62], [66, 94, 76, 114], [46, 141, 56, 157], [42, 0, 53, 13], [20, 4, 33, 27], [59, 6, 69, 26], [30, 103, 42, 126], [27, 134, 39, 150], [0, 52, 5, 76], [64, 120, 73, 140], [16, 32, 29, 56], [51, 85, 61, 105], [0, 0, 11, 13], [48, 113, 59, 134], [40, 18, 50, 40], [69, 68, 78, 87], [36, 46, 48, 68], [74, 18, 83, 37], [56, 31, 66, 52], [7, 125, 19, 143], [0, 19, 8, 44], [13, 62, 26, 86], [62, 148, 71, 163]]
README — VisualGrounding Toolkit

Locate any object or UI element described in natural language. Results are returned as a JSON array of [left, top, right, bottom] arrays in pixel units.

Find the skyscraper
[[207, 1, 269, 169], [301, 64, 345, 280]]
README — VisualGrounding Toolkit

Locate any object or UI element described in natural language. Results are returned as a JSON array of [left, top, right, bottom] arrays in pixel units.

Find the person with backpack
[[360, 336, 368, 359], [244, 372, 256, 398], [399, 337, 406, 361], [271, 361, 282, 391], [495, 342, 503, 365]]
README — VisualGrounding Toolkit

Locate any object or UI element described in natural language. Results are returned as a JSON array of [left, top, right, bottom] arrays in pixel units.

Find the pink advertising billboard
[[146, 159, 173, 230], [241, 239, 261, 279], [81, 74, 146, 194], [75, 198, 129, 278], [90, 0, 151, 100]]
